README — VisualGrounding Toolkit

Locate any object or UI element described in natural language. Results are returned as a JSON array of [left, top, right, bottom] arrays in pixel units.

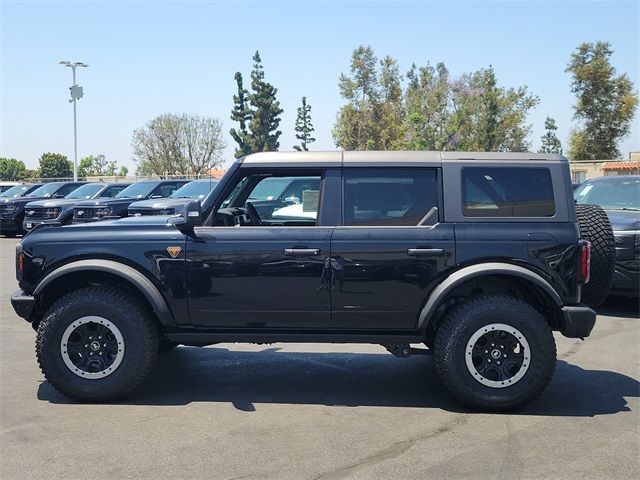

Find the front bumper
[[11, 290, 35, 322], [559, 305, 596, 338], [610, 260, 639, 298], [0, 217, 20, 233], [22, 219, 61, 232]]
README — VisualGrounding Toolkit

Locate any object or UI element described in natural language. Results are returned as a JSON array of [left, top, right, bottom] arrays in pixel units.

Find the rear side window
[[462, 167, 555, 217], [100, 185, 128, 198], [343, 168, 438, 226], [153, 183, 183, 198]]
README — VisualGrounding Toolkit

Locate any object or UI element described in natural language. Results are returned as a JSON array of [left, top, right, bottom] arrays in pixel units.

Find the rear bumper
[[559, 305, 596, 338], [11, 290, 35, 322]]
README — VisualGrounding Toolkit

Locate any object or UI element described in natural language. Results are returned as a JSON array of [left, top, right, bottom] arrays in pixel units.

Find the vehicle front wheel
[[36, 286, 159, 401], [434, 294, 556, 411]]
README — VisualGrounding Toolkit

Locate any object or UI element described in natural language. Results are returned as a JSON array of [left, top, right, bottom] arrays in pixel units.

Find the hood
[[605, 209, 640, 232], [3, 196, 49, 207], [128, 198, 192, 210], [74, 197, 141, 208], [24, 198, 81, 208]]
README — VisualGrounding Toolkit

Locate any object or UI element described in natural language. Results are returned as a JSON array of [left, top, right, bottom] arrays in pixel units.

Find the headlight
[[95, 207, 112, 218], [45, 207, 60, 219], [158, 208, 174, 215]]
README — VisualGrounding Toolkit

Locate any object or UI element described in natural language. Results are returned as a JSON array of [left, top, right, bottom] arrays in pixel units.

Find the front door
[[186, 170, 334, 328], [330, 167, 455, 330]]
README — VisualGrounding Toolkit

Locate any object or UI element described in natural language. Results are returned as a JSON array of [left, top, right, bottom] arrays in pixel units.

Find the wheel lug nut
[[491, 343, 495, 347], [84, 344, 88, 348], [497, 361, 501, 365], [488, 359, 491, 363], [485, 350, 488, 354], [103, 344, 107, 347]]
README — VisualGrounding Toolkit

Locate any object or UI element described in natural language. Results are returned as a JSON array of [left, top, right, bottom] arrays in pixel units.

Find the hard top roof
[[241, 151, 566, 167]]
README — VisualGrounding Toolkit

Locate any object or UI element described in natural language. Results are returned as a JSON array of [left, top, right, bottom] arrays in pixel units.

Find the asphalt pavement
[[0, 236, 638, 480]]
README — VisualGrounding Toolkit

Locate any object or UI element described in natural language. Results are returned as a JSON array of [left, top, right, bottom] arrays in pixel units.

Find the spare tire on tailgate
[[575, 204, 615, 307]]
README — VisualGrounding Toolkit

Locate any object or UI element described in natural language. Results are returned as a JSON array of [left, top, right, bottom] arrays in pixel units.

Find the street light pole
[[59, 61, 89, 181]]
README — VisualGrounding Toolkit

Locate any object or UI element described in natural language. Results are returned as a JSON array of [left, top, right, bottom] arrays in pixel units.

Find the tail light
[[578, 240, 591, 283]]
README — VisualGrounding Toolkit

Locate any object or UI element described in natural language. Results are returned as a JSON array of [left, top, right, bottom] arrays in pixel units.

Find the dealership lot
[[0, 236, 638, 479]]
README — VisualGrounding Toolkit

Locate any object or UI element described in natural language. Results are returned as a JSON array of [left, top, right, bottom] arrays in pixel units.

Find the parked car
[[0, 182, 87, 237], [128, 178, 218, 216], [72, 180, 189, 223], [12, 151, 611, 411], [0, 183, 43, 200], [0, 181, 22, 193], [575, 175, 639, 298], [22, 182, 131, 232]]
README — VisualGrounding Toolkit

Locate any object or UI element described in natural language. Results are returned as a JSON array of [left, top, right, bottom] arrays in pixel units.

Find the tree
[[248, 51, 283, 152], [132, 113, 225, 176], [78, 154, 119, 177], [333, 46, 382, 150], [293, 97, 316, 151], [538, 117, 563, 154], [118, 166, 129, 177], [566, 41, 638, 159], [0, 157, 27, 180], [334, 47, 539, 152], [229, 72, 253, 158], [39, 152, 72, 179]]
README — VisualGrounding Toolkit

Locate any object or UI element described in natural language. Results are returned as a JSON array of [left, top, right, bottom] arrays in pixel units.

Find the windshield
[[27, 183, 61, 198], [0, 185, 30, 198], [170, 180, 217, 199], [248, 177, 293, 201], [115, 183, 157, 199], [575, 178, 640, 211], [65, 183, 104, 199]]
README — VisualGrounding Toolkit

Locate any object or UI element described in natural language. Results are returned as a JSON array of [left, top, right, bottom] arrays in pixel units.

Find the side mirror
[[168, 200, 201, 232], [150, 194, 163, 199]]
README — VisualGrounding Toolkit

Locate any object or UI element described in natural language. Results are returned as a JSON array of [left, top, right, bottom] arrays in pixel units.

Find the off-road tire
[[36, 286, 159, 401], [575, 204, 615, 307], [434, 294, 556, 411]]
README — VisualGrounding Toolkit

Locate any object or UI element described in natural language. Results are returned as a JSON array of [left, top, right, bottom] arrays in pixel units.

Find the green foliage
[[118, 166, 129, 177], [0, 157, 27, 180], [230, 72, 253, 158], [133, 113, 225, 175], [39, 152, 72, 179], [230, 52, 283, 156], [566, 41, 638, 159], [78, 154, 119, 177], [538, 117, 563, 154], [293, 97, 316, 151], [333, 46, 539, 152]]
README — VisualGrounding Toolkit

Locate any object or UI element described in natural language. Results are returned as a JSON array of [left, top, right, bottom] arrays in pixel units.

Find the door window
[[342, 169, 438, 226], [213, 173, 322, 226]]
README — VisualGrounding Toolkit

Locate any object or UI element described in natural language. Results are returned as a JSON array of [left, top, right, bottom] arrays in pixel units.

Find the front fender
[[33, 259, 174, 325]]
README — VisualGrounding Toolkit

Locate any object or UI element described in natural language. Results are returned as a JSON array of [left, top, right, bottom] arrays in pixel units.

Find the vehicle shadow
[[596, 296, 639, 319], [38, 347, 639, 416]]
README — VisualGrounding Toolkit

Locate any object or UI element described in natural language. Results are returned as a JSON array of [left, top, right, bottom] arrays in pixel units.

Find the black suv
[[128, 178, 218, 216], [11, 152, 607, 410], [22, 182, 131, 232], [575, 175, 639, 297], [72, 180, 189, 223], [0, 182, 86, 237]]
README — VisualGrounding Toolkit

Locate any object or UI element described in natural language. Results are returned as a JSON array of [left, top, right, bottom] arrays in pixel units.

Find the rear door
[[330, 165, 455, 330]]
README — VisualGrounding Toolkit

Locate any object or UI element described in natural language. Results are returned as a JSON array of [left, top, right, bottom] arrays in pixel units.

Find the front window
[[171, 180, 218, 199], [27, 183, 61, 198], [575, 178, 640, 211], [64, 184, 104, 199], [99, 185, 128, 198], [115, 183, 158, 199], [0, 185, 30, 198], [213, 173, 322, 226], [462, 167, 555, 217]]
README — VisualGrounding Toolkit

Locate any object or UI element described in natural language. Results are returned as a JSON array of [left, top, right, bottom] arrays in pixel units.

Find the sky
[[1, 0, 639, 173]]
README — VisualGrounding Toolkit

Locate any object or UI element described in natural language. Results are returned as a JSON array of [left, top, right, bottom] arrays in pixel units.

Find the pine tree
[[229, 72, 252, 158], [293, 97, 315, 151], [248, 51, 283, 152], [538, 117, 562, 154]]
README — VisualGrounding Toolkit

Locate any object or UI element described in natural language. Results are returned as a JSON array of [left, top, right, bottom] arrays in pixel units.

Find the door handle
[[407, 248, 445, 257], [284, 248, 321, 256]]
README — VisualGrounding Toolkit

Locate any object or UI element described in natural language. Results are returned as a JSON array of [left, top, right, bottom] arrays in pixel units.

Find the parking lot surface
[[0, 236, 638, 480]]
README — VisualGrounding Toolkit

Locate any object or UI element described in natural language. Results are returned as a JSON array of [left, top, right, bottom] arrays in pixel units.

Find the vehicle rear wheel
[[575, 204, 615, 307], [36, 286, 159, 401], [434, 294, 556, 411]]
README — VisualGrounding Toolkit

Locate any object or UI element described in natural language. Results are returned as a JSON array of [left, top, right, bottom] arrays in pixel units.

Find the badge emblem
[[166, 246, 182, 258]]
